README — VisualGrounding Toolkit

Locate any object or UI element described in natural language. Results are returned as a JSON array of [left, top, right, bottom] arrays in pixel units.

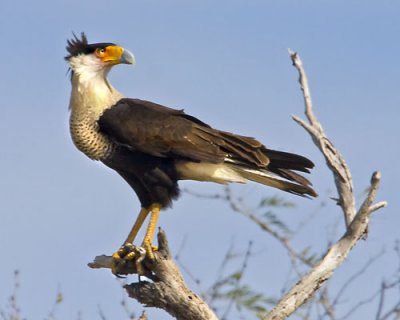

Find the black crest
[[65, 32, 90, 61], [65, 32, 115, 60]]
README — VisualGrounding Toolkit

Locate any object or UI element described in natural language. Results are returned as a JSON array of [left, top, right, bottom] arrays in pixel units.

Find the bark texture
[[89, 229, 218, 320]]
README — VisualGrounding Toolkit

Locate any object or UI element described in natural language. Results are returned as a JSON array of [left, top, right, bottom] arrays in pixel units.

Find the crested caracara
[[65, 33, 317, 273]]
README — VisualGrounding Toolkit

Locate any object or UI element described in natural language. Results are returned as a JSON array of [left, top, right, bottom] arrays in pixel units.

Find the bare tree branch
[[89, 229, 218, 320], [263, 50, 387, 320], [288, 49, 355, 228]]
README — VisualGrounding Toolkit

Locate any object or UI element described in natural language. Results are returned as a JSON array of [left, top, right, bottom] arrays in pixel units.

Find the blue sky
[[1, 1, 399, 319]]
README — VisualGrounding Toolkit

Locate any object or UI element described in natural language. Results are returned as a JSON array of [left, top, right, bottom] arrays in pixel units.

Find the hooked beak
[[98, 45, 135, 65], [120, 48, 135, 65]]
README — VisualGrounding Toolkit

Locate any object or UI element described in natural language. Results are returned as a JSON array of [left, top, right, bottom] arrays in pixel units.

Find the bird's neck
[[69, 70, 124, 119], [68, 71, 123, 160]]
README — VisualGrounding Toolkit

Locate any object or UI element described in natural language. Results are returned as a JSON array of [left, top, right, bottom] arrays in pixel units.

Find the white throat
[[67, 54, 124, 160], [68, 54, 124, 119]]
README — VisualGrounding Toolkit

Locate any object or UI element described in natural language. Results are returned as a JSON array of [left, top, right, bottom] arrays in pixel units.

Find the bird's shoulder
[[99, 98, 211, 128]]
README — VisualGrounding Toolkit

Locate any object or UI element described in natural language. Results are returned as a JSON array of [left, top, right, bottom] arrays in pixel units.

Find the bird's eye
[[96, 48, 106, 57]]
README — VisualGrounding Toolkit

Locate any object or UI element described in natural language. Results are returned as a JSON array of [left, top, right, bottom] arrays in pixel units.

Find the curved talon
[[125, 251, 136, 260], [111, 255, 122, 275], [110, 244, 151, 275], [111, 243, 136, 275], [135, 247, 147, 275]]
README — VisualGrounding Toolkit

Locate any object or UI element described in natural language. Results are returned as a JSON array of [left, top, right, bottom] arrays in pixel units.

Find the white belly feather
[[176, 161, 248, 184]]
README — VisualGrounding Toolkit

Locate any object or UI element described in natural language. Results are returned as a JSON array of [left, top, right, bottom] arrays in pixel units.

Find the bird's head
[[65, 32, 135, 77]]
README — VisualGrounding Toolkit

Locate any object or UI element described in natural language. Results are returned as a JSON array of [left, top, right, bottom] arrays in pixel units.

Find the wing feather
[[98, 98, 313, 172], [98, 98, 227, 162], [98, 98, 317, 197]]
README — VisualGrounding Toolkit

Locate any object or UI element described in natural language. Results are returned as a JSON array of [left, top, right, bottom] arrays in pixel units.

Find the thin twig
[[369, 201, 388, 214], [207, 240, 237, 307], [376, 279, 400, 320], [186, 186, 317, 271], [224, 187, 315, 269], [333, 250, 384, 307], [174, 235, 203, 292], [221, 241, 253, 320], [319, 287, 336, 320], [339, 290, 380, 320]]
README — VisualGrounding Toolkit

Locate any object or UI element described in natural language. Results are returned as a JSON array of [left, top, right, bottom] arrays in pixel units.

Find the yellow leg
[[111, 204, 160, 274], [142, 204, 161, 260], [124, 207, 149, 244], [111, 207, 149, 274]]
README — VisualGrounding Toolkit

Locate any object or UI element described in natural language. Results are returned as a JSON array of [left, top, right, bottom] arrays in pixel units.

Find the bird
[[65, 32, 317, 273]]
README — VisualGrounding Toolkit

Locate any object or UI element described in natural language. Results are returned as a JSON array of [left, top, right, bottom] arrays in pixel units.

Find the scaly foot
[[111, 243, 147, 275], [142, 240, 158, 260]]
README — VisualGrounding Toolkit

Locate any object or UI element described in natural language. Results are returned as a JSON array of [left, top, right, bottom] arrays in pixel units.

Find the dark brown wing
[[98, 98, 270, 166]]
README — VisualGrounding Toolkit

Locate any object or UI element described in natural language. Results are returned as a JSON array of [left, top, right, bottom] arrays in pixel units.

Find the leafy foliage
[[258, 195, 295, 209]]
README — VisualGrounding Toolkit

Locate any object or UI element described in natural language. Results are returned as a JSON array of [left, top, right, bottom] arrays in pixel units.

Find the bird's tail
[[229, 166, 317, 197], [227, 149, 318, 198]]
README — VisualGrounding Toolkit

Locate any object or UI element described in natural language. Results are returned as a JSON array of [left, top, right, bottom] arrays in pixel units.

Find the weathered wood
[[89, 229, 218, 320]]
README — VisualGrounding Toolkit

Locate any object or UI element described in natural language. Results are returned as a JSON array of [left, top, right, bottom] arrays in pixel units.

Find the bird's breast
[[69, 113, 114, 160]]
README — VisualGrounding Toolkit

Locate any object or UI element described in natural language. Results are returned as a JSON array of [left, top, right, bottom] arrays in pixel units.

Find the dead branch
[[262, 51, 387, 320], [289, 50, 356, 228], [89, 229, 218, 320]]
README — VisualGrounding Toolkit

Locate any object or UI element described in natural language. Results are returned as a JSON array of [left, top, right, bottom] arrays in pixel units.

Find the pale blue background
[[0, 1, 398, 319]]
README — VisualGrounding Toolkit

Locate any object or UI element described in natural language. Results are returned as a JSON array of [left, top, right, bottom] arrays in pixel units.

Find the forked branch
[[262, 51, 387, 320]]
